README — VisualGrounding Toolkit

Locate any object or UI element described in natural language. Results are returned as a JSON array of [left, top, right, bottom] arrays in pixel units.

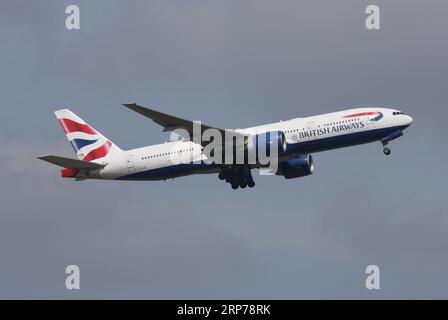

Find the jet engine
[[277, 154, 315, 179], [246, 131, 287, 160]]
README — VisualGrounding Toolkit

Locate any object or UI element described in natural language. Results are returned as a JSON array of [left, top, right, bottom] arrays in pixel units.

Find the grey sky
[[0, 0, 447, 298]]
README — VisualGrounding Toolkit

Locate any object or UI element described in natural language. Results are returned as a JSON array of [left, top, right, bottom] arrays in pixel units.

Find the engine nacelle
[[277, 155, 315, 179], [247, 131, 287, 159]]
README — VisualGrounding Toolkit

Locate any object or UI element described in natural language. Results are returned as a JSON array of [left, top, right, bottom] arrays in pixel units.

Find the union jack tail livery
[[54, 109, 122, 162]]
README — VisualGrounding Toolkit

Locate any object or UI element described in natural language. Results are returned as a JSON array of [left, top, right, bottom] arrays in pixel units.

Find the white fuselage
[[93, 107, 413, 181]]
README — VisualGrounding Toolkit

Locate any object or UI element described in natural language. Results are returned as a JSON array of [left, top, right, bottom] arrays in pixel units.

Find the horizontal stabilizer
[[38, 155, 105, 170]]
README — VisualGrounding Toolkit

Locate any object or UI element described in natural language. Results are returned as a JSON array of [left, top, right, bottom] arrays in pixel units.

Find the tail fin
[[54, 109, 122, 161]]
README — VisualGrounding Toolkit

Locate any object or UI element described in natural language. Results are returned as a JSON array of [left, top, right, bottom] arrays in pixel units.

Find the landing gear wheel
[[231, 184, 239, 190], [383, 147, 391, 156], [218, 171, 226, 180], [247, 180, 255, 188], [240, 182, 247, 189]]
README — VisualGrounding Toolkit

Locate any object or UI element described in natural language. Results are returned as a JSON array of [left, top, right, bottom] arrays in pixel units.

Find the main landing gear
[[219, 166, 255, 190]]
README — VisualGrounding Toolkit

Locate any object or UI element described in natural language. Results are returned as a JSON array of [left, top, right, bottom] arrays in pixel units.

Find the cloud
[[0, 138, 254, 298], [1, 0, 448, 298], [316, 183, 448, 261]]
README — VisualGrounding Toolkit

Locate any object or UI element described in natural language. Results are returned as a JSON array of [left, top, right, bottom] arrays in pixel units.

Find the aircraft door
[[125, 154, 135, 171], [364, 116, 376, 129], [306, 121, 319, 145], [306, 121, 315, 141], [306, 121, 315, 131]]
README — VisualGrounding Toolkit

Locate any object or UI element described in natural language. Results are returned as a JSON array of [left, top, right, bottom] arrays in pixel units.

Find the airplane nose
[[405, 115, 413, 126]]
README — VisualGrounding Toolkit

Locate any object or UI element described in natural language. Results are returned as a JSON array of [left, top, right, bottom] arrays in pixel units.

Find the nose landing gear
[[381, 141, 391, 156], [380, 129, 405, 156]]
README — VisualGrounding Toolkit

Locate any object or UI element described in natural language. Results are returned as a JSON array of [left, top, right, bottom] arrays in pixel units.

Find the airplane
[[39, 104, 413, 189]]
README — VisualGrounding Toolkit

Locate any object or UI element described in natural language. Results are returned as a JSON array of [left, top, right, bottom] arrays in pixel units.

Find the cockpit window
[[393, 111, 405, 115]]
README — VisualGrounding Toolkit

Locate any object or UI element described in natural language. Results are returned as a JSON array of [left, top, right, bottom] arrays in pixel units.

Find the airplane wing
[[38, 155, 105, 170], [122, 103, 247, 147]]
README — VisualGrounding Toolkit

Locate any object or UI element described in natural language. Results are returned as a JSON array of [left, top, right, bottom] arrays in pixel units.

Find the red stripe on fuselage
[[83, 140, 112, 161], [58, 118, 97, 135], [343, 112, 380, 118]]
